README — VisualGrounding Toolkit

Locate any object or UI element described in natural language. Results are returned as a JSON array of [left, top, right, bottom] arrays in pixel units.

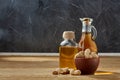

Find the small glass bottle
[[59, 31, 78, 69]]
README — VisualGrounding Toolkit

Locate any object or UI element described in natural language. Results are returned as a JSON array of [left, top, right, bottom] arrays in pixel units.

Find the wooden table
[[0, 56, 119, 80]]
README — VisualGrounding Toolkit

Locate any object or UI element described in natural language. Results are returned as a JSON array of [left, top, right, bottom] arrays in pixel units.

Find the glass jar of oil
[[59, 31, 78, 69]]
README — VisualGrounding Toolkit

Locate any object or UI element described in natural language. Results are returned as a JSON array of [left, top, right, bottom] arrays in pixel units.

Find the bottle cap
[[62, 31, 75, 39]]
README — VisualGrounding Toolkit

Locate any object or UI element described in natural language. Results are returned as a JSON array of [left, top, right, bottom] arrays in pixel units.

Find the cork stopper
[[62, 31, 75, 39]]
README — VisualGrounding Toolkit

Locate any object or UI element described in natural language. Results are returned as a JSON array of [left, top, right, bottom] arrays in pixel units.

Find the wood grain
[[0, 56, 119, 80]]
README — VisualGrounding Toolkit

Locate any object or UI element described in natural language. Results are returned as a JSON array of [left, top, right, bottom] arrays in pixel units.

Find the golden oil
[[59, 46, 78, 69]]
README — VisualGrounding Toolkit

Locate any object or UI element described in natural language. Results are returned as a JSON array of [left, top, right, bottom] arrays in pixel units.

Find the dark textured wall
[[0, 0, 120, 52]]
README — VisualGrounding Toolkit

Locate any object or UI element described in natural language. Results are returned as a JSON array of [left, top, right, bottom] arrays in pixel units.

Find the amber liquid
[[59, 46, 78, 69], [79, 33, 97, 52]]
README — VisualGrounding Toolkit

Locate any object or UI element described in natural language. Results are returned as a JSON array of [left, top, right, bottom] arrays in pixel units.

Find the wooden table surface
[[0, 56, 119, 80]]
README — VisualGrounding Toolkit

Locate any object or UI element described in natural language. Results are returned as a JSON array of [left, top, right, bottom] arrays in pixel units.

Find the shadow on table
[[90, 71, 120, 80]]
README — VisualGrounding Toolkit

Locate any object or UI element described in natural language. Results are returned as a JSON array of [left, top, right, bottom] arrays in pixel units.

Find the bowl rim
[[75, 57, 100, 60]]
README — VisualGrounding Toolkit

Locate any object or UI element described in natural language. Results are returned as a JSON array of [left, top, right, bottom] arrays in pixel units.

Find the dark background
[[0, 0, 120, 52]]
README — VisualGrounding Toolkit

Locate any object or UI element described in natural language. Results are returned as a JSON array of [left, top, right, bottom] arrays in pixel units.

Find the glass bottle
[[59, 31, 78, 69], [79, 18, 97, 52]]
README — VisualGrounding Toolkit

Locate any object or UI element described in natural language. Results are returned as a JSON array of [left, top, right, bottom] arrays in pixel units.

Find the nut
[[85, 54, 93, 58], [79, 51, 84, 55], [91, 53, 99, 58], [84, 48, 91, 56], [55, 68, 64, 74], [53, 68, 70, 75], [61, 68, 69, 74], [70, 69, 81, 75], [89, 55, 93, 58], [74, 51, 84, 58], [91, 52, 97, 54], [69, 69, 75, 75], [74, 53, 80, 58], [73, 70, 81, 75], [78, 51, 85, 58], [52, 71, 58, 75], [53, 68, 81, 75]]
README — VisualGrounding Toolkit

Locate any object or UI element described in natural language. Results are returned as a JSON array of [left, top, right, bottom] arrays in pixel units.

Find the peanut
[[91, 52, 99, 58], [53, 68, 69, 75], [84, 48, 91, 56], [73, 70, 81, 75], [70, 69, 81, 75]]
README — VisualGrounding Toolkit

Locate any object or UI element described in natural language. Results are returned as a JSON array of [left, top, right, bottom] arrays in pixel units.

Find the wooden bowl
[[75, 57, 100, 75]]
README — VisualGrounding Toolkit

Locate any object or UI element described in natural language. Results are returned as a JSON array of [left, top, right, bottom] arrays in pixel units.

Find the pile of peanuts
[[52, 67, 81, 75], [75, 48, 99, 58]]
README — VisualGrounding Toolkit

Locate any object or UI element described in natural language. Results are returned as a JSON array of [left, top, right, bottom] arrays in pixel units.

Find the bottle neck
[[64, 38, 74, 41], [60, 38, 77, 46], [82, 22, 92, 33], [81, 32, 92, 35]]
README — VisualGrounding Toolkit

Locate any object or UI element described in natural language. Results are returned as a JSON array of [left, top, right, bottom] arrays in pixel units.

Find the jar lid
[[62, 31, 75, 39]]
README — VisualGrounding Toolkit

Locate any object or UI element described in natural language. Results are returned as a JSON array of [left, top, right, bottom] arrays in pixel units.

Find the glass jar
[[59, 31, 78, 69]]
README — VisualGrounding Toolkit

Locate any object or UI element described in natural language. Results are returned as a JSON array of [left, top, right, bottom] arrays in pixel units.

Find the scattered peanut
[[52, 71, 58, 75], [55, 68, 64, 74], [61, 68, 69, 74], [73, 70, 81, 75], [52, 67, 69, 75], [69, 69, 75, 75], [70, 69, 81, 75], [53, 68, 81, 76]]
